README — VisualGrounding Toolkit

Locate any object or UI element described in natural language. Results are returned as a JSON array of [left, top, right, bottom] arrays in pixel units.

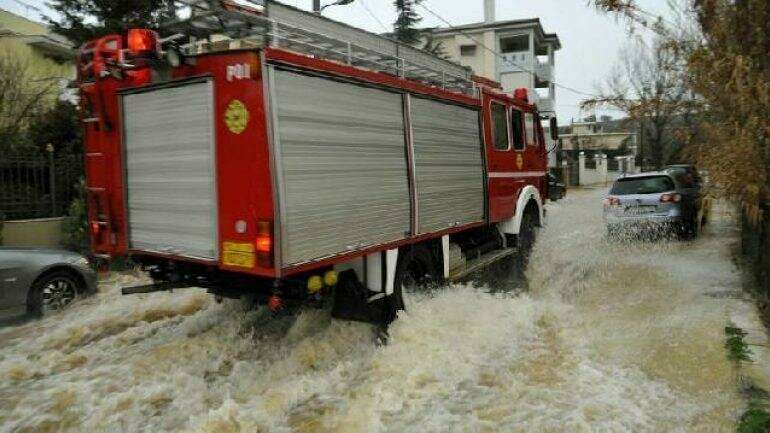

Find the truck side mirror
[[550, 117, 559, 141]]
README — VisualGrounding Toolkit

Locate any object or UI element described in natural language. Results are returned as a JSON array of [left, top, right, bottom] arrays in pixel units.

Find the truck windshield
[[611, 176, 675, 195]]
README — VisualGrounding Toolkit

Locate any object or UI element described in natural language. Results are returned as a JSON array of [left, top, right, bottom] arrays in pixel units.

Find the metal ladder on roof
[[165, 0, 478, 96]]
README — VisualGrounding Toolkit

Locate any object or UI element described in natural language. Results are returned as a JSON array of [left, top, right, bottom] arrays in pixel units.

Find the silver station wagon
[[603, 170, 704, 238]]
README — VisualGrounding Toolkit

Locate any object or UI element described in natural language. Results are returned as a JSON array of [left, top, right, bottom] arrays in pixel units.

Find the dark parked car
[[548, 173, 566, 201], [665, 164, 702, 189], [0, 248, 97, 319], [603, 170, 705, 238]]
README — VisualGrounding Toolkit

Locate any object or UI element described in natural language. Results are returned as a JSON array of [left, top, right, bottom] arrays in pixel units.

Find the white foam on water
[[0, 189, 760, 432]]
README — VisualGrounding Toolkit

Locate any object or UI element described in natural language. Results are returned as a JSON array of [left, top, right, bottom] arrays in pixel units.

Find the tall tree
[[393, 0, 423, 45], [592, 0, 769, 210], [46, 0, 173, 46]]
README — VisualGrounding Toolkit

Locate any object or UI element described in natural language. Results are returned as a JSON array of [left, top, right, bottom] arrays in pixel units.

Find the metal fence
[[0, 152, 83, 220], [607, 158, 620, 172], [741, 202, 770, 295]]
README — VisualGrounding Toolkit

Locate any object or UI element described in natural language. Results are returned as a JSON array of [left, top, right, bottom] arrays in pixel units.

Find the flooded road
[[1, 188, 766, 432]]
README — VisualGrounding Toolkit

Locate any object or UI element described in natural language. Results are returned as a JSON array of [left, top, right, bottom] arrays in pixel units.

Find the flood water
[[0, 188, 765, 432]]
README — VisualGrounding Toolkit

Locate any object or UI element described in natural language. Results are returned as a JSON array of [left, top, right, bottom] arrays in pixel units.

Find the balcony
[[531, 88, 555, 113], [534, 58, 553, 82], [536, 97, 554, 113], [498, 53, 553, 85]]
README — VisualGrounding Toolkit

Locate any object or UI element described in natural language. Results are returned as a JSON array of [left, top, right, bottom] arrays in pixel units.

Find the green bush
[[738, 407, 770, 433], [61, 182, 89, 255]]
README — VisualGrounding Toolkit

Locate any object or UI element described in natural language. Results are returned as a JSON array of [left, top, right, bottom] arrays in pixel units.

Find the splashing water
[[0, 188, 763, 432]]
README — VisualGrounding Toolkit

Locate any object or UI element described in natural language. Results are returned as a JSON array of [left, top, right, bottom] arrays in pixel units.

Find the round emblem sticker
[[516, 154, 524, 169], [225, 99, 249, 134]]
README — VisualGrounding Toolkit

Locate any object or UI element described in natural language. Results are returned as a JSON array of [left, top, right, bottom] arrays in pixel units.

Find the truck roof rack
[[165, 0, 478, 96]]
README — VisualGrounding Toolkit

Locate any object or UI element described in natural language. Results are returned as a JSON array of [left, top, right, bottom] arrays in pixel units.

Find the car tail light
[[127, 29, 158, 55], [660, 193, 682, 203], [255, 221, 273, 267], [604, 197, 620, 206]]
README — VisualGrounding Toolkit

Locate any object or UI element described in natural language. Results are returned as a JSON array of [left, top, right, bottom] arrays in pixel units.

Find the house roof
[[428, 18, 561, 50], [0, 8, 73, 59]]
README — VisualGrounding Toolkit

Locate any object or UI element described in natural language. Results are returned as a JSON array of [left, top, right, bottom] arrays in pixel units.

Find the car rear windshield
[[611, 176, 675, 195]]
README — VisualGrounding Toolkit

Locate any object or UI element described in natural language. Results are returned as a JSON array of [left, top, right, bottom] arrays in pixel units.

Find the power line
[[358, 0, 389, 33], [11, 0, 45, 15], [417, 1, 601, 100]]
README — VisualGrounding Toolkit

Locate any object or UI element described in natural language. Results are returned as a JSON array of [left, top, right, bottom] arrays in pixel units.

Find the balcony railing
[[534, 59, 553, 81], [498, 52, 553, 83]]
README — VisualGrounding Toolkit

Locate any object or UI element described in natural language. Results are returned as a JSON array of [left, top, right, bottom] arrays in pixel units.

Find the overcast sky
[[1, 0, 671, 123]]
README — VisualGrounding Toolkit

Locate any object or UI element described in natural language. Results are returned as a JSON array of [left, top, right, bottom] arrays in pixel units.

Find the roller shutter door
[[270, 68, 411, 266], [122, 81, 218, 260], [410, 97, 485, 234]]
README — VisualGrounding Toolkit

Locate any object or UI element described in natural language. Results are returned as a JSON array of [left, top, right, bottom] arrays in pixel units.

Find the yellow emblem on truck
[[222, 241, 255, 268], [224, 99, 249, 134], [516, 154, 524, 170]]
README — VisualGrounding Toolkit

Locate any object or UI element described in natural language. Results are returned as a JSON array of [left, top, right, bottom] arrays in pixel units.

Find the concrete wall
[[1, 217, 65, 248], [431, 29, 497, 80], [577, 153, 637, 187], [579, 152, 608, 186]]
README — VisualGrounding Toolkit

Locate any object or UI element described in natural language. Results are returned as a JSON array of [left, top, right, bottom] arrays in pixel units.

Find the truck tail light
[[660, 193, 682, 203], [127, 29, 158, 55], [256, 221, 273, 267]]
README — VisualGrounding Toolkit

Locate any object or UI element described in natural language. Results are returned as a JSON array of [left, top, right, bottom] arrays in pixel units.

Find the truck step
[[448, 248, 517, 282], [121, 282, 191, 295]]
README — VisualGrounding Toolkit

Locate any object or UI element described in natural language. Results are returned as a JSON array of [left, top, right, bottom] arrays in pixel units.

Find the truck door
[[483, 94, 526, 222]]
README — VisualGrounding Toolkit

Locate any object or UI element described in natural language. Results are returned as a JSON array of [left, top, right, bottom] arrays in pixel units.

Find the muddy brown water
[[0, 188, 764, 432]]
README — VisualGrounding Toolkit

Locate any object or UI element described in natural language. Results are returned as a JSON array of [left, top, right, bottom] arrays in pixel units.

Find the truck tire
[[388, 245, 441, 324], [516, 208, 539, 267]]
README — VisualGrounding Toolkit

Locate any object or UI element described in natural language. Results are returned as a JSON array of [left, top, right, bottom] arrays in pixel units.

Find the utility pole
[[313, 0, 354, 14]]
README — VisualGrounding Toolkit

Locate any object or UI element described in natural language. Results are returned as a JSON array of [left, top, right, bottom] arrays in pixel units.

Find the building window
[[491, 103, 510, 151], [460, 44, 477, 56], [500, 35, 529, 53], [511, 109, 525, 150]]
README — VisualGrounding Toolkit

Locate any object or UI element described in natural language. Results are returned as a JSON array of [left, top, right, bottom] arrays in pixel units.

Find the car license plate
[[625, 205, 656, 215]]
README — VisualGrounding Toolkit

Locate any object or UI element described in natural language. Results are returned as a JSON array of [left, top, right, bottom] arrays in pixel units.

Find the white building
[[425, 0, 561, 114]]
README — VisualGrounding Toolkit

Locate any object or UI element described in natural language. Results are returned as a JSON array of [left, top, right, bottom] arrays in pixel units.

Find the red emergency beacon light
[[514, 87, 529, 103], [127, 29, 159, 56]]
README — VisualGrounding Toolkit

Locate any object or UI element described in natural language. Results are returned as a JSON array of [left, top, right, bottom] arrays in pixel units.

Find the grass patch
[[726, 325, 754, 362], [738, 407, 770, 433]]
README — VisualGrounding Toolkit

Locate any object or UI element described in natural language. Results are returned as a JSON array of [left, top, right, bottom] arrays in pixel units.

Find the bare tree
[[584, 36, 694, 169], [0, 47, 57, 149]]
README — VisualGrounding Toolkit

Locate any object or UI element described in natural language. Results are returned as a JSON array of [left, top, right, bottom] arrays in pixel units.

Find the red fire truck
[[78, 1, 559, 324]]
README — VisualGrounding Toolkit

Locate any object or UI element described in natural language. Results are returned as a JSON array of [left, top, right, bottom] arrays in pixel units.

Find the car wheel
[[677, 214, 699, 240], [28, 271, 82, 317]]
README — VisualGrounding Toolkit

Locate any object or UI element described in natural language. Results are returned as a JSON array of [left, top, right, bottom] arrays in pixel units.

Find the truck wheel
[[516, 209, 539, 266], [388, 245, 440, 324]]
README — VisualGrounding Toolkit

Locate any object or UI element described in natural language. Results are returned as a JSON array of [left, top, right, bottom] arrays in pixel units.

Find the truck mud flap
[[331, 270, 391, 325]]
